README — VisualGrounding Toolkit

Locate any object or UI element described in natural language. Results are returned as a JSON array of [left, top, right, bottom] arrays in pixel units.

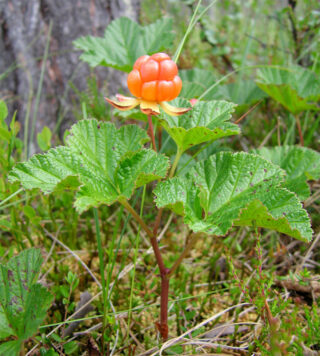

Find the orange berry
[[127, 69, 142, 97], [141, 81, 157, 101], [133, 55, 149, 70], [140, 59, 159, 82], [128, 53, 182, 102], [172, 76, 182, 100], [150, 53, 170, 62], [157, 81, 174, 102], [159, 60, 178, 81]]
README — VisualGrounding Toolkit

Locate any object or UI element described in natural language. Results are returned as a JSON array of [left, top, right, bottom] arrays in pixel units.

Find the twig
[[154, 303, 250, 356], [43, 227, 101, 287], [296, 231, 320, 273], [235, 100, 262, 124], [62, 291, 94, 338]]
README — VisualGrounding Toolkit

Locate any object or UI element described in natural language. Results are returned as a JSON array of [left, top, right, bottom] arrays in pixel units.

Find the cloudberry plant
[[10, 17, 315, 349]]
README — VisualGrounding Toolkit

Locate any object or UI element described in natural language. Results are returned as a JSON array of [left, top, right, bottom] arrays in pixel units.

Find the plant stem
[[147, 114, 157, 151], [127, 186, 146, 343], [120, 199, 153, 239], [159, 275, 169, 340], [169, 147, 183, 178], [158, 126, 163, 151], [93, 208, 107, 355], [120, 199, 170, 339], [295, 114, 304, 146], [153, 208, 163, 237]]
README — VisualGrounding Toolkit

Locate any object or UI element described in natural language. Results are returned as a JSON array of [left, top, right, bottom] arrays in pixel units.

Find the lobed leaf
[[159, 99, 240, 153], [256, 66, 320, 113], [73, 17, 174, 72], [0, 340, 21, 356], [154, 152, 313, 241], [253, 145, 320, 200], [10, 119, 169, 212], [0, 249, 52, 343], [9, 146, 83, 193]]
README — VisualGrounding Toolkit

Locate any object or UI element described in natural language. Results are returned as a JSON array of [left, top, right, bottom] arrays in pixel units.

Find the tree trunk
[[0, 0, 140, 154]]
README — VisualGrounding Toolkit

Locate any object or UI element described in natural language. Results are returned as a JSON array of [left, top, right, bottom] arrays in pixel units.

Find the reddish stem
[[147, 114, 157, 151], [153, 208, 163, 237], [146, 113, 170, 338], [295, 114, 304, 146], [159, 274, 169, 340], [150, 236, 166, 274], [121, 200, 169, 339]]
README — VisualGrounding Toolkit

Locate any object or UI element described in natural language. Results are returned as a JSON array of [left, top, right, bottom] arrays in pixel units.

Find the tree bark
[[0, 0, 140, 153]]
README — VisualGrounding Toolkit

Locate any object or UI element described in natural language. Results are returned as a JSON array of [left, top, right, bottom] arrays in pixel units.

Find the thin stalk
[[23, 68, 33, 159], [127, 186, 146, 342], [147, 114, 157, 151], [120, 199, 153, 239], [93, 208, 107, 354], [120, 199, 169, 339], [106, 206, 124, 292], [169, 147, 183, 178], [0, 188, 23, 207], [158, 126, 163, 151], [173, 0, 202, 63], [29, 21, 52, 153], [295, 114, 304, 146], [174, 0, 217, 63]]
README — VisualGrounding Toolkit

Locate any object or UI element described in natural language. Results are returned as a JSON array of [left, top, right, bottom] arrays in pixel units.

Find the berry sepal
[[106, 95, 191, 116]]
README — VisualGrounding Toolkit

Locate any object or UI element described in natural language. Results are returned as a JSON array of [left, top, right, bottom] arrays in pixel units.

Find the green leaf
[[21, 284, 53, 340], [154, 152, 313, 241], [256, 66, 320, 114], [179, 68, 217, 99], [0, 101, 8, 121], [37, 126, 52, 151], [253, 146, 320, 200], [73, 17, 174, 72], [10, 119, 169, 212], [40, 348, 59, 356], [9, 146, 83, 193], [0, 101, 11, 143], [220, 81, 267, 106], [159, 99, 239, 153], [141, 18, 174, 54], [0, 305, 14, 339], [0, 249, 52, 342], [64, 341, 79, 355], [0, 340, 21, 356]]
